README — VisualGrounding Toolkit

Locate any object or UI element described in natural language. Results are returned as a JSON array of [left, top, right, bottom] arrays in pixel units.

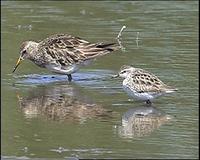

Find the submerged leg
[[146, 100, 152, 105], [67, 74, 72, 82]]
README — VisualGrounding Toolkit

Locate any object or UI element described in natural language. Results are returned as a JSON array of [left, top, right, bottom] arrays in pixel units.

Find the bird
[[12, 33, 120, 81], [114, 65, 177, 104]]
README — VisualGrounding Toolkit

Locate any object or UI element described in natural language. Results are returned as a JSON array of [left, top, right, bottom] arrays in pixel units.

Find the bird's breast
[[45, 63, 79, 74]]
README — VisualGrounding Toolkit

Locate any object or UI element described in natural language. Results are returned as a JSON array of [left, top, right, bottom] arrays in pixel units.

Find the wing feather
[[38, 34, 119, 65], [129, 70, 166, 93]]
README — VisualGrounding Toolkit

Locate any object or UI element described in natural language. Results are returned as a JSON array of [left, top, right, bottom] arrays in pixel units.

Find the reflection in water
[[118, 106, 172, 138], [16, 84, 112, 123]]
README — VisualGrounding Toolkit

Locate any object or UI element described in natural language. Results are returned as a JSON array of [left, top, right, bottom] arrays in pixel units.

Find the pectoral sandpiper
[[12, 33, 119, 81]]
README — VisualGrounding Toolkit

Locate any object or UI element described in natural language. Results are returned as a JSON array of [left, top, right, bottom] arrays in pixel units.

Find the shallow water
[[1, 1, 198, 159]]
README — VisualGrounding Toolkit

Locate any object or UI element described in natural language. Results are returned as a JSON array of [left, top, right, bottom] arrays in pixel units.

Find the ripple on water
[[12, 70, 118, 89]]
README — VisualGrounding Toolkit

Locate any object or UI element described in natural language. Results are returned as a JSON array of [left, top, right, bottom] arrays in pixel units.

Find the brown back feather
[[38, 34, 119, 65]]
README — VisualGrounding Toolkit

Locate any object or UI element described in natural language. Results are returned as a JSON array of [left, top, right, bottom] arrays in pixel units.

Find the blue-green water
[[1, 1, 198, 159]]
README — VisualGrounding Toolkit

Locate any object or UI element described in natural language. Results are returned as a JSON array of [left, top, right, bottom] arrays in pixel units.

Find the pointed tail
[[82, 42, 120, 60], [164, 87, 178, 94], [96, 42, 120, 52]]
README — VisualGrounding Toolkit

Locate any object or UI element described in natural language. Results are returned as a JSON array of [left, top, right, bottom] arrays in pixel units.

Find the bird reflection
[[118, 105, 172, 138], [16, 84, 112, 123]]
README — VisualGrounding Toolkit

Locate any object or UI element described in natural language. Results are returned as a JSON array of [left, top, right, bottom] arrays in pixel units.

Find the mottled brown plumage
[[117, 65, 177, 104], [13, 33, 120, 81]]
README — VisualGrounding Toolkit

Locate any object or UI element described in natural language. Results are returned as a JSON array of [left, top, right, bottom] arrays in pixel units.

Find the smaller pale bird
[[114, 65, 177, 104], [12, 34, 119, 81]]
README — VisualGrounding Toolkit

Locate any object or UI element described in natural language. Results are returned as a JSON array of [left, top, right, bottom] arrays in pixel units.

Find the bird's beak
[[111, 74, 119, 78], [12, 57, 23, 73]]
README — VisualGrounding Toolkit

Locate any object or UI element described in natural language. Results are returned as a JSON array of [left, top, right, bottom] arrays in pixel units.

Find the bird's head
[[112, 65, 136, 79], [12, 41, 38, 73]]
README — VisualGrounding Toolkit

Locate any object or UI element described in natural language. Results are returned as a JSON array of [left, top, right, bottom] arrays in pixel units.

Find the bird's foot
[[146, 100, 152, 106], [67, 74, 72, 82]]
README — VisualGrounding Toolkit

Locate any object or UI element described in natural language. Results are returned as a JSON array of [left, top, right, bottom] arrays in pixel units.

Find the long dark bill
[[12, 57, 23, 73]]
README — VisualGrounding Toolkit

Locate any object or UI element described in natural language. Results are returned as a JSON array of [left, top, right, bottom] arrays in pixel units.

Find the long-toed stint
[[12, 33, 120, 81], [114, 65, 177, 104]]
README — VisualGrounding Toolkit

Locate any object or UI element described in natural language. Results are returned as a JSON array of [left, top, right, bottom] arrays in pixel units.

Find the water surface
[[1, 1, 198, 159]]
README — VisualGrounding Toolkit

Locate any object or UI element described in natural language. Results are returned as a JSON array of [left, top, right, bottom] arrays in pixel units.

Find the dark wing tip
[[96, 43, 119, 51]]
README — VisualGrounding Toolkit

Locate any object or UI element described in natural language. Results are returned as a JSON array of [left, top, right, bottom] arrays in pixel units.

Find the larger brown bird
[[12, 33, 120, 81]]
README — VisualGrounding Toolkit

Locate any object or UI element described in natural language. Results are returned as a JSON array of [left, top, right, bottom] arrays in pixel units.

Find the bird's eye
[[21, 50, 26, 55], [121, 70, 126, 74]]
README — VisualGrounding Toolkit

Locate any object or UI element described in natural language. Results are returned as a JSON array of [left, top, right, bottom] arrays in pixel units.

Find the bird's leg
[[146, 100, 152, 105], [67, 74, 72, 82]]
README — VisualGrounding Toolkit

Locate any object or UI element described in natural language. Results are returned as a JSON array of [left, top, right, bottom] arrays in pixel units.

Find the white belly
[[45, 64, 79, 74], [123, 85, 150, 100], [45, 60, 92, 75], [122, 81, 163, 101]]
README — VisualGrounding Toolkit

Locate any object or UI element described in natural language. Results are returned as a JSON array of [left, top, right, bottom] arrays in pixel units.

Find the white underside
[[46, 64, 80, 74], [45, 60, 92, 75], [123, 84, 164, 101]]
